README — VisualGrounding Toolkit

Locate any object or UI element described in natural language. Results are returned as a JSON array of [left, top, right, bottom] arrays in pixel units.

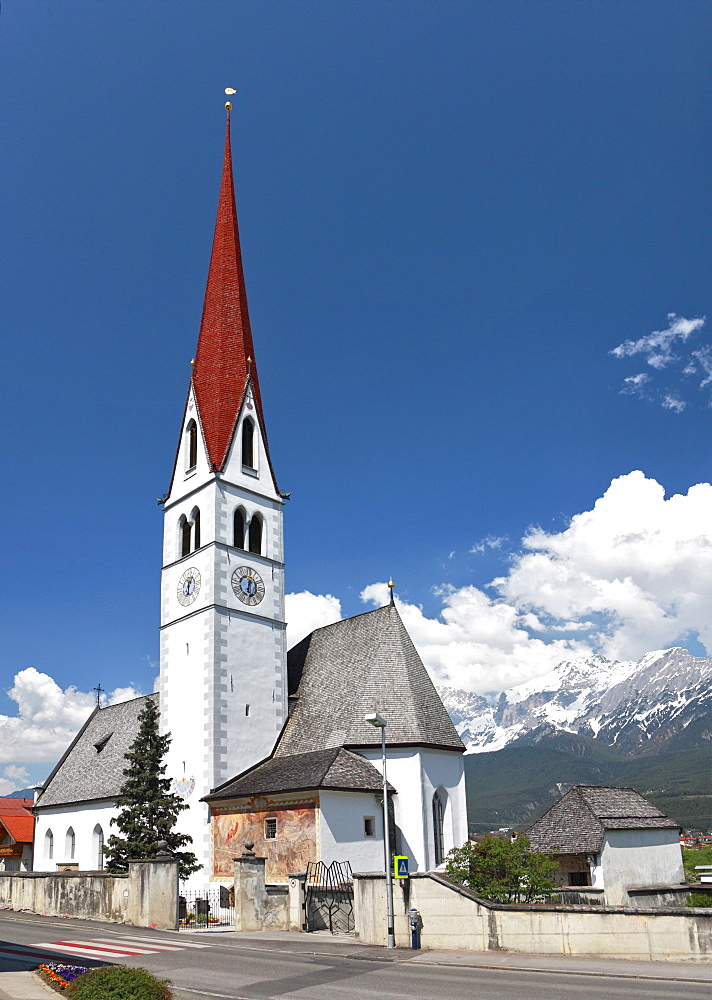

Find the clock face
[[177, 567, 201, 606], [232, 566, 265, 606]]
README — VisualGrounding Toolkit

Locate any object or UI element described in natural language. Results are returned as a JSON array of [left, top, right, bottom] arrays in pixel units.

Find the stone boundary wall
[[0, 859, 178, 930], [353, 872, 712, 962]]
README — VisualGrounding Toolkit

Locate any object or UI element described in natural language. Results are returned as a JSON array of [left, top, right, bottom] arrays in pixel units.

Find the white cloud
[[0, 669, 142, 766], [495, 471, 712, 661], [285, 591, 342, 647], [611, 313, 707, 410], [3, 766, 29, 782], [0, 765, 31, 796], [611, 313, 704, 369], [469, 535, 507, 555]]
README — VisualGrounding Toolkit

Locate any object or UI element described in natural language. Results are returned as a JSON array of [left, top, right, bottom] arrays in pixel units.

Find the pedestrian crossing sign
[[394, 855, 409, 879]]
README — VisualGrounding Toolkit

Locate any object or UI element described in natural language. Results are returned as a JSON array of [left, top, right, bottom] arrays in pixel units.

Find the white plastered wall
[[318, 791, 386, 873], [600, 829, 684, 905], [33, 802, 117, 873], [356, 748, 467, 872]]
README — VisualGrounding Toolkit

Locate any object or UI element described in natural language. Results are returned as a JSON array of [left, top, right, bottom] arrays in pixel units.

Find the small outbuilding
[[526, 785, 683, 905], [0, 798, 34, 872]]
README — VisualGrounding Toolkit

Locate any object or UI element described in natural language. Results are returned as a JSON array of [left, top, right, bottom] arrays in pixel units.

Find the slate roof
[[204, 746, 392, 801], [34, 694, 158, 810], [526, 785, 680, 855], [276, 604, 465, 755]]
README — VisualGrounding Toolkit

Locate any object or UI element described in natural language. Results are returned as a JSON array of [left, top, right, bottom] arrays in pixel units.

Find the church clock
[[177, 567, 201, 606], [232, 566, 265, 606]]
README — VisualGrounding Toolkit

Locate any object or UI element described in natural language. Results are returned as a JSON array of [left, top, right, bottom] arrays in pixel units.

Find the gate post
[[233, 843, 267, 932], [288, 873, 307, 931]]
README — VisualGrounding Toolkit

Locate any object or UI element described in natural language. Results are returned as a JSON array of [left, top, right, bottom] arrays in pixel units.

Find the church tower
[[158, 106, 287, 880]]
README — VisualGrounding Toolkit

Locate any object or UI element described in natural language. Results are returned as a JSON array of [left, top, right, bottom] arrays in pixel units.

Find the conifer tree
[[104, 697, 200, 880]]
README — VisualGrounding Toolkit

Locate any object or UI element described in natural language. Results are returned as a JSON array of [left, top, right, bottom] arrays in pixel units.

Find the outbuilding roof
[[276, 604, 464, 756], [34, 694, 158, 810], [526, 785, 680, 855], [204, 746, 392, 801]]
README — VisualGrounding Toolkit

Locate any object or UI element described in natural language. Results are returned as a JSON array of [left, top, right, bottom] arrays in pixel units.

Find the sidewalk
[[0, 972, 55, 1000]]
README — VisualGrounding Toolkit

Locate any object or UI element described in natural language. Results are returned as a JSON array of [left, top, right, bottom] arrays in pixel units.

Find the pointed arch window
[[432, 791, 446, 866], [45, 829, 54, 860], [248, 514, 262, 555], [242, 418, 255, 470], [233, 508, 246, 549], [93, 825, 104, 870], [186, 419, 198, 471], [65, 827, 76, 861], [193, 508, 201, 550]]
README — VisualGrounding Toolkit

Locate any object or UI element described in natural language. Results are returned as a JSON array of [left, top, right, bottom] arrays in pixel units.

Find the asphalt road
[[0, 913, 709, 1000]]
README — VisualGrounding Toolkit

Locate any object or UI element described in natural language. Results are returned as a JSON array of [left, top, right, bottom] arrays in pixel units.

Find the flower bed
[[37, 963, 90, 992]]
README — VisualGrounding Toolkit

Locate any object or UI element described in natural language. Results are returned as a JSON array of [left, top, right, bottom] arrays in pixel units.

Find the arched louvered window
[[186, 419, 198, 470], [242, 418, 255, 469], [93, 825, 104, 870], [180, 516, 191, 558], [66, 827, 76, 861], [45, 829, 54, 860], [234, 508, 246, 549], [193, 508, 201, 550], [432, 791, 446, 866], [248, 515, 262, 555]]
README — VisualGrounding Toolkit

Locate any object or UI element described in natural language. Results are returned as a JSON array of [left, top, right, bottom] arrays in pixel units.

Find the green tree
[[445, 834, 558, 904], [104, 698, 200, 881]]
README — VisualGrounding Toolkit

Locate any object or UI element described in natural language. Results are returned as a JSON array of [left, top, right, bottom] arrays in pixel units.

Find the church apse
[[211, 793, 318, 881]]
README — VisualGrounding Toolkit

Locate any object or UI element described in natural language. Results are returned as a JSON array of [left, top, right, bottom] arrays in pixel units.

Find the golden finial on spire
[[224, 87, 236, 111], [388, 578, 395, 605]]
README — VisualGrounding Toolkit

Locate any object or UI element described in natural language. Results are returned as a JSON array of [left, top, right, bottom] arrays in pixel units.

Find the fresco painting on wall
[[212, 796, 318, 880]]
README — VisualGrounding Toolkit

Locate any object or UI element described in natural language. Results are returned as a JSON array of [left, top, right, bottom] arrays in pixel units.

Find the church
[[32, 105, 468, 888]]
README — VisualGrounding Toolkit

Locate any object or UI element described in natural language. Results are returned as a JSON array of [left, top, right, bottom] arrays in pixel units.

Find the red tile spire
[[192, 106, 274, 481]]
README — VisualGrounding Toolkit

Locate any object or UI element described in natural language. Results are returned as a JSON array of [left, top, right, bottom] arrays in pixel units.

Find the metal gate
[[179, 885, 235, 930], [305, 861, 354, 934]]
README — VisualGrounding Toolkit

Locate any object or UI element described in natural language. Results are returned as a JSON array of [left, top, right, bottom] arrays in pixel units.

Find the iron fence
[[305, 860, 354, 934], [179, 885, 235, 930]]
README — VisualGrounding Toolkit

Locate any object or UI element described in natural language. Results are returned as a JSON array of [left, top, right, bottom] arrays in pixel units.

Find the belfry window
[[193, 508, 201, 550], [233, 508, 246, 549], [248, 515, 262, 555], [180, 516, 191, 557], [242, 419, 255, 470], [186, 419, 198, 470]]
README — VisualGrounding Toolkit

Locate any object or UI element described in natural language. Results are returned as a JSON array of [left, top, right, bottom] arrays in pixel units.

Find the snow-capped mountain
[[440, 647, 712, 755]]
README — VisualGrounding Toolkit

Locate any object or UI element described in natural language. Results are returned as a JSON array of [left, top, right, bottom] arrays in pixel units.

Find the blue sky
[[1, 1, 711, 787]]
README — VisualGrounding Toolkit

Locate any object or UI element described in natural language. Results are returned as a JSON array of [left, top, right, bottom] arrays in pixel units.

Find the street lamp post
[[365, 712, 395, 949]]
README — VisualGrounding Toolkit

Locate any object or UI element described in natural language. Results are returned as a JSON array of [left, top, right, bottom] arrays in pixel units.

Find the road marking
[[31, 935, 211, 958]]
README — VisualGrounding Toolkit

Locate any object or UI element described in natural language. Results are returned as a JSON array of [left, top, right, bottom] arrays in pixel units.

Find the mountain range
[[438, 647, 712, 832]]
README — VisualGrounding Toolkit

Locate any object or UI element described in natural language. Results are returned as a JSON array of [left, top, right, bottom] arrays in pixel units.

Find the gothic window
[[264, 818, 277, 840], [179, 515, 191, 557], [242, 418, 255, 469], [65, 827, 76, 861], [186, 419, 198, 470], [192, 508, 201, 550], [233, 508, 246, 549], [432, 790, 446, 866], [93, 825, 104, 870], [248, 514, 262, 555], [45, 830, 54, 860]]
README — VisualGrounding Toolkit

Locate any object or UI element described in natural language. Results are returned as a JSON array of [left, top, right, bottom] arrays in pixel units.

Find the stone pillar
[[288, 873, 307, 931], [233, 844, 268, 932], [127, 857, 179, 930]]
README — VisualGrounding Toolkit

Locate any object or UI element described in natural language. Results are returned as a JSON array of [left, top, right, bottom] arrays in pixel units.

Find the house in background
[[0, 798, 34, 872], [526, 785, 683, 905]]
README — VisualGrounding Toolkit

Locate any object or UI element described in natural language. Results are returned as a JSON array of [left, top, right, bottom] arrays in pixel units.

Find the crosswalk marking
[[31, 934, 211, 959]]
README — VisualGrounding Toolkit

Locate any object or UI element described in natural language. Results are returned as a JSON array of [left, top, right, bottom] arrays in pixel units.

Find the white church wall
[[356, 750, 428, 871], [318, 792, 385, 873], [418, 749, 469, 862], [34, 802, 117, 873]]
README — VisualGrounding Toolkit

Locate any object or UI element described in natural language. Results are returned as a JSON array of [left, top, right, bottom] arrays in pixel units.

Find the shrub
[[65, 966, 173, 999], [445, 834, 558, 904], [687, 892, 712, 907]]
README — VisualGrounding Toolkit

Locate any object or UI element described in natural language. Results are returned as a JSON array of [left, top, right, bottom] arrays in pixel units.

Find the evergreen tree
[[104, 697, 200, 881]]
